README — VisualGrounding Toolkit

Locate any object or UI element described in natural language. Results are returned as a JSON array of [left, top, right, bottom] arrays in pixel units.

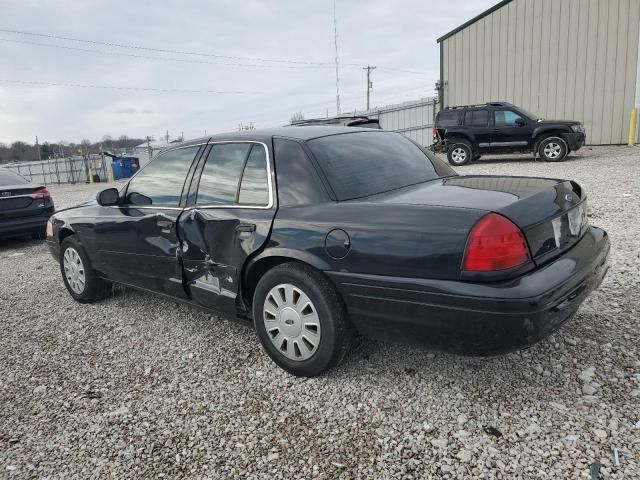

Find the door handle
[[235, 223, 256, 233]]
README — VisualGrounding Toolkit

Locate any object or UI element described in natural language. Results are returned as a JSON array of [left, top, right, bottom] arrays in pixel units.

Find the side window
[[465, 110, 489, 127], [436, 110, 459, 127], [238, 145, 270, 206], [495, 110, 523, 126], [126, 146, 198, 206], [274, 138, 327, 206], [196, 143, 251, 205]]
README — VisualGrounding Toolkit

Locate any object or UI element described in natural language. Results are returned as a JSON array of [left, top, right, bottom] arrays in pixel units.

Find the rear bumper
[[328, 226, 609, 356], [0, 212, 52, 238], [562, 132, 586, 151]]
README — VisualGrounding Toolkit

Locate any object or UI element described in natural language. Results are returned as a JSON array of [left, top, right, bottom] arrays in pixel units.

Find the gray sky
[[0, 0, 496, 145]]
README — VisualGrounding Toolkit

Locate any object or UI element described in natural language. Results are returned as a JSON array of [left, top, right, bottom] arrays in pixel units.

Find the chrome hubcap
[[263, 283, 321, 361], [544, 142, 562, 158], [63, 247, 85, 294], [451, 148, 467, 163]]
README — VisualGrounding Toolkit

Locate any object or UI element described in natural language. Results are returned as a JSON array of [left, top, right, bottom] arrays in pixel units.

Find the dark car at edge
[[434, 102, 586, 166], [46, 127, 609, 376], [0, 168, 54, 240]]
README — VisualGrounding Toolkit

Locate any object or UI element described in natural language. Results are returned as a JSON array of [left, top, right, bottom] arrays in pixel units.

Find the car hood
[[54, 199, 98, 215], [538, 119, 581, 126]]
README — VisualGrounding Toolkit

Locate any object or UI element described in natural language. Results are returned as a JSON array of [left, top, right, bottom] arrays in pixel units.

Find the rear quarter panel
[[267, 202, 486, 281]]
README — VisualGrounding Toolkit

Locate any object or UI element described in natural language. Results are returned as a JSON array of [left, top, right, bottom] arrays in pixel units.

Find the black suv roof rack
[[444, 102, 513, 110], [290, 116, 377, 126]]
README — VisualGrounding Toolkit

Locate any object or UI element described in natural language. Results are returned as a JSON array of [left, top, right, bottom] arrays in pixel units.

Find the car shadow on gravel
[[0, 236, 45, 253]]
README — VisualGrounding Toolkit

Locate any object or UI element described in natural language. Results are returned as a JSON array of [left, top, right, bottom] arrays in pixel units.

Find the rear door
[[178, 141, 276, 316], [463, 109, 492, 152], [91, 145, 203, 298]]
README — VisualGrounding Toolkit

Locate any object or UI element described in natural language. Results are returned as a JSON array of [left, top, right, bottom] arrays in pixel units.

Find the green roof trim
[[437, 0, 514, 43]]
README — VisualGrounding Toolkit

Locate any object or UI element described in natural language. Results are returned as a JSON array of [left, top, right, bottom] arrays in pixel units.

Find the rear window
[[436, 110, 459, 127], [306, 132, 447, 201], [0, 170, 29, 186]]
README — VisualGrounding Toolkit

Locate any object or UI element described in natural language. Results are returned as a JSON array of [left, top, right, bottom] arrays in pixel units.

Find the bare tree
[[290, 111, 305, 123]]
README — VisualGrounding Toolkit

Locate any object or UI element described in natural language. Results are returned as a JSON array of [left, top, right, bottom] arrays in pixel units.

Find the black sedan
[[0, 168, 54, 239], [46, 127, 610, 376]]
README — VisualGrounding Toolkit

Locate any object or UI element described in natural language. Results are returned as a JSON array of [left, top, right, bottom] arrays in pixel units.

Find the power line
[[0, 27, 330, 66], [0, 79, 260, 94], [0, 37, 333, 70], [0, 27, 433, 76]]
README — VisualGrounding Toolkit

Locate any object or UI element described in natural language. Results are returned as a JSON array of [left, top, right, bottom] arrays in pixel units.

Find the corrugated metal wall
[[357, 97, 437, 146], [441, 0, 640, 145]]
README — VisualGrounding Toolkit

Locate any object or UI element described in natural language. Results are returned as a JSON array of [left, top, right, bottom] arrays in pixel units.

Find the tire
[[447, 140, 472, 166], [252, 262, 354, 377], [538, 136, 568, 162], [60, 236, 111, 303]]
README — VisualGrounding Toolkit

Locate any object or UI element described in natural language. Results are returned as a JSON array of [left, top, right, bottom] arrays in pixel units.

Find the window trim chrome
[[193, 140, 274, 211], [113, 140, 275, 212]]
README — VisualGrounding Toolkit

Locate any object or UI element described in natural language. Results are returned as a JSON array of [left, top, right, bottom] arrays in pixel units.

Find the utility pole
[[146, 136, 152, 160], [363, 65, 376, 110], [35, 136, 42, 162], [333, 0, 340, 115]]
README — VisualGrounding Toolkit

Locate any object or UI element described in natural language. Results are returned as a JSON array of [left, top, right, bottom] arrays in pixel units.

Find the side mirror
[[96, 188, 120, 206], [515, 118, 526, 127]]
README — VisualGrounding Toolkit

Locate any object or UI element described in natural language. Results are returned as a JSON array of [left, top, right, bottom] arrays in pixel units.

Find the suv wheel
[[447, 141, 472, 166], [253, 263, 353, 377], [538, 136, 568, 162]]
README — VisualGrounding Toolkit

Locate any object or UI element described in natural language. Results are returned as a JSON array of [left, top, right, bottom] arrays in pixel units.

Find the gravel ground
[[1, 146, 639, 479]]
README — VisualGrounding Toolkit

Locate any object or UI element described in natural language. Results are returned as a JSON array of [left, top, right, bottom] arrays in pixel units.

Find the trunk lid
[[362, 175, 588, 266], [0, 183, 49, 219]]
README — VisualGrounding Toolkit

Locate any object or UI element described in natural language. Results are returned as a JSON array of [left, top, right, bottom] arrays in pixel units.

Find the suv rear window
[[306, 132, 448, 201], [436, 110, 459, 127]]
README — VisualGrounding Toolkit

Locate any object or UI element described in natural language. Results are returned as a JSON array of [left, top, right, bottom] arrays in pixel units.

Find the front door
[[178, 141, 276, 316], [92, 145, 202, 298], [491, 109, 533, 152]]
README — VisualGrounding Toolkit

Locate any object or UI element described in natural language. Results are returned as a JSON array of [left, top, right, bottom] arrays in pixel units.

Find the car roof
[[177, 126, 384, 148]]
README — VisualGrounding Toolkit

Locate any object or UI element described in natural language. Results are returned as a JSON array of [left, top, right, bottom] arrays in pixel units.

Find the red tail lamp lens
[[463, 213, 531, 272], [30, 187, 50, 199]]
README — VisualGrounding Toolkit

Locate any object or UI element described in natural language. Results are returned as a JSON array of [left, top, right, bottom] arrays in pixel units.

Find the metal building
[[437, 0, 640, 145]]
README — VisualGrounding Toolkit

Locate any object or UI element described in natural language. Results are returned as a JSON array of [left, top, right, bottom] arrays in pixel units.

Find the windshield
[[306, 131, 454, 201], [516, 106, 541, 121]]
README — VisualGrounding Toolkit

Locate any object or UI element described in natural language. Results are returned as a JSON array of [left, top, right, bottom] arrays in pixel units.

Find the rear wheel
[[538, 136, 568, 162], [447, 140, 472, 166], [253, 263, 353, 377], [60, 236, 111, 303]]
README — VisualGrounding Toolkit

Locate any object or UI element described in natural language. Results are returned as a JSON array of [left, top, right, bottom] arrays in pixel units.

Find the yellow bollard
[[107, 164, 114, 183], [629, 108, 638, 146], [88, 166, 94, 184]]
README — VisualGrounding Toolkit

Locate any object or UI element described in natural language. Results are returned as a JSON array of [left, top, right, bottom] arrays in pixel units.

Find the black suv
[[434, 102, 586, 166]]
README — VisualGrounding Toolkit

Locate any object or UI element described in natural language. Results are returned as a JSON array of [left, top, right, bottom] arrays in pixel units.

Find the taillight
[[462, 213, 531, 272], [30, 187, 50, 199]]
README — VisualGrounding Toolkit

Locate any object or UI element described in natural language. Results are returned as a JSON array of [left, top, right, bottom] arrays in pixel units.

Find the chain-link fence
[[2, 154, 110, 185]]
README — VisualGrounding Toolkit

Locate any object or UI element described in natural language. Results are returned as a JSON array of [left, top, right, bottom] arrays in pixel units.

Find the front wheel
[[538, 136, 568, 162], [253, 263, 353, 377], [447, 141, 472, 166], [60, 236, 111, 303]]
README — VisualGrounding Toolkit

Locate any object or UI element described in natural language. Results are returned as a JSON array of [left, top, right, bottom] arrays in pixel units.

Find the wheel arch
[[241, 249, 332, 314], [58, 226, 76, 244]]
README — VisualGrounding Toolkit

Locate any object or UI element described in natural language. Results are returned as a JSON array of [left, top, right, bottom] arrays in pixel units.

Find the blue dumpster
[[111, 156, 140, 180]]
